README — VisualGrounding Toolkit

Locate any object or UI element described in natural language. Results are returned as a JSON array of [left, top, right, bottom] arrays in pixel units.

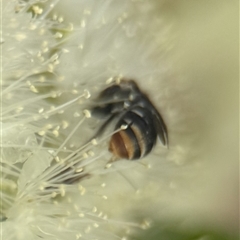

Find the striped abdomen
[[109, 107, 157, 160]]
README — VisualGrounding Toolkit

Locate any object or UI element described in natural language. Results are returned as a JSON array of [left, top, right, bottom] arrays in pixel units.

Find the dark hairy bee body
[[91, 79, 168, 160]]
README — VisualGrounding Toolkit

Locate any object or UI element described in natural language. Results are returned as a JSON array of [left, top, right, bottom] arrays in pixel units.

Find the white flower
[[1, 0, 238, 240], [1, 0, 172, 239]]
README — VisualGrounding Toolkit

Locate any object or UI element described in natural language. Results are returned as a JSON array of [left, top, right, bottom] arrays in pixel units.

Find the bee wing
[[153, 110, 168, 147], [137, 95, 168, 147]]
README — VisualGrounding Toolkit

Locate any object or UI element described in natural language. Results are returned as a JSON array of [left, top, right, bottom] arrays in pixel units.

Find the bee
[[90, 79, 168, 160]]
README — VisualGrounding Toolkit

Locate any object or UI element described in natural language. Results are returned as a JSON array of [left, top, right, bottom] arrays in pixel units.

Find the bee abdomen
[[109, 109, 157, 160], [109, 124, 141, 160]]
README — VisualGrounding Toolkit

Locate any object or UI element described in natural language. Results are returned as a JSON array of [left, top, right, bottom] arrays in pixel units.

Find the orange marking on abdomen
[[109, 130, 135, 160]]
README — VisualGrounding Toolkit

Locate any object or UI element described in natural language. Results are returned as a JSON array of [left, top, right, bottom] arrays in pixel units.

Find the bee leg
[[91, 113, 117, 139], [82, 113, 118, 148]]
